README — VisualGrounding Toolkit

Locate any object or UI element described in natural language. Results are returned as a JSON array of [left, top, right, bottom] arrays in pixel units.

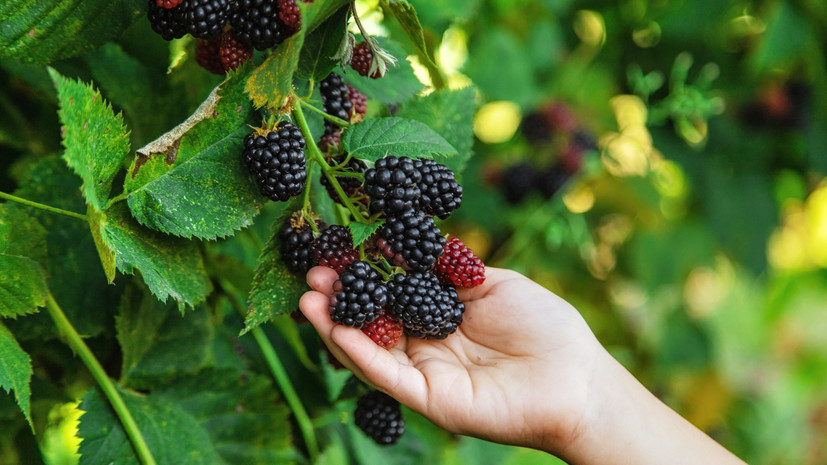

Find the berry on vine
[[319, 155, 367, 206], [501, 162, 537, 204], [157, 0, 184, 8], [347, 85, 367, 117], [414, 158, 463, 219], [380, 208, 445, 272], [195, 36, 225, 75], [361, 313, 403, 349], [329, 260, 389, 328], [147, 1, 187, 40], [318, 132, 341, 153], [312, 225, 359, 274], [537, 163, 570, 199], [219, 29, 252, 71], [435, 237, 485, 288], [231, 0, 293, 50], [280, 215, 324, 274], [242, 121, 307, 202], [319, 73, 352, 135], [277, 0, 302, 34], [178, 0, 234, 39], [387, 271, 465, 339], [364, 156, 422, 215], [355, 391, 405, 445], [350, 42, 380, 78]]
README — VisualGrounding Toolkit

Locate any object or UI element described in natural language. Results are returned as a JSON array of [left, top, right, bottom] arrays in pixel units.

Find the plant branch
[[0, 191, 88, 222], [299, 100, 350, 128], [45, 294, 157, 465]]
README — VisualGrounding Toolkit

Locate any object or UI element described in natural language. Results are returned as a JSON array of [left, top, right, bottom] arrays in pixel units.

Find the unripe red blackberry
[[355, 391, 405, 445], [277, 0, 301, 34], [347, 85, 367, 117], [195, 36, 224, 75], [364, 156, 422, 215], [435, 237, 485, 288], [242, 121, 307, 202], [318, 132, 341, 153], [177, 0, 234, 39], [387, 271, 464, 339], [219, 29, 252, 71], [231, 0, 292, 50], [380, 208, 445, 272], [329, 261, 389, 328], [542, 102, 579, 134], [319, 73, 352, 135], [350, 42, 380, 78], [312, 225, 359, 274], [413, 158, 462, 219], [147, 1, 187, 40], [557, 144, 584, 174], [361, 313, 403, 349]]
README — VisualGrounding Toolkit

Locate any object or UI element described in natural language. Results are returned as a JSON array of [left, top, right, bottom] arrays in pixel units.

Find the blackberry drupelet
[[380, 208, 445, 271], [277, 0, 301, 33], [347, 85, 367, 116], [319, 73, 352, 135], [387, 271, 465, 339], [178, 0, 234, 39], [414, 158, 462, 219], [231, 0, 291, 50], [355, 391, 405, 445], [280, 216, 323, 274], [319, 156, 367, 206], [329, 261, 388, 328], [312, 225, 359, 274], [435, 237, 485, 288], [501, 162, 537, 204], [361, 313, 403, 349], [147, 1, 187, 40], [364, 156, 422, 215], [242, 121, 307, 201], [195, 36, 224, 74], [219, 29, 252, 71]]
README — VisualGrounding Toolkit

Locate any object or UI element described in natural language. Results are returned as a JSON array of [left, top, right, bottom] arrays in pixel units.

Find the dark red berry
[[157, 0, 184, 8], [350, 42, 380, 78], [558, 144, 584, 174], [435, 237, 485, 288], [277, 0, 302, 34], [319, 132, 341, 153], [347, 85, 367, 117], [219, 29, 252, 71], [312, 225, 359, 274], [361, 313, 403, 349], [195, 36, 225, 75], [542, 102, 579, 134]]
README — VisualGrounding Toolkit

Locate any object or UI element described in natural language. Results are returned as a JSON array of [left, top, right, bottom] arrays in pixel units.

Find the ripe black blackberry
[[195, 36, 224, 75], [147, 1, 187, 40], [537, 163, 570, 199], [355, 391, 405, 445], [277, 0, 301, 34], [414, 159, 462, 219], [387, 271, 464, 339], [219, 29, 252, 71], [312, 225, 359, 274], [329, 261, 388, 328], [177, 0, 234, 39], [351, 42, 379, 78], [521, 111, 552, 145], [242, 121, 307, 202], [380, 208, 445, 271], [319, 73, 352, 135], [347, 85, 367, 117], [364, 156, 422, 215], [231, 0, 291, 50], [320, 155, 367, 206], [501, 162, 537, 204], [280, 215, 324, 274]]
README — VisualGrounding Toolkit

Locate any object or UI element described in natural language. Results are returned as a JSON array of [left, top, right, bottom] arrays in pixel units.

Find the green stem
[[106, 192, 130, 209], [45, 294, 157, 465], [299, 100, 350, 128], [0, 191, 88, 222]]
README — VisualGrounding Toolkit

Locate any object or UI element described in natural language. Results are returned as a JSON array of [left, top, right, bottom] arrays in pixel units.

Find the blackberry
[[347, 85, 367, 117], [318, 132, 341, 153], [320, 156, 367, 206], [355, 391, 405, 445], [351, 42, 379, 78], [537, 163, 570, 199], [319, 73, 352, 135], [521, 111, 552, 145], [312, 225, 359, 274], [557, 144, 584, 174], [157, 0, 184, 7], [572, 129, 598, 152], [361, 313, 403, 350], [413, 159, 462, 219], [147, 1, 187, 40], [364, 156, 422, 215], [195, 36, 225, 74], [501, 162, 537, 204], [280, 215, 323, 273], [435, 237, 485, 288], [542, 102, 579, 134], [242, 121, 307, 202], [387, 271, 465, 339], [380, 208, 445, 271], [178, 0, 234, 39], [219, 29, 252, 71], [277, 0, 301, 34], [231, 0, 291, 50], [329, 261, 388, 328]]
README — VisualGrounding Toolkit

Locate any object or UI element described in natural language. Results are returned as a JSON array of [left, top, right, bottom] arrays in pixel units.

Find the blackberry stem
[[301, 160, 318, 234], [0, 191, 88, 222], [299, 100, 350, 128], [350, 1, 377, 55], [45, 294, 158, 465]]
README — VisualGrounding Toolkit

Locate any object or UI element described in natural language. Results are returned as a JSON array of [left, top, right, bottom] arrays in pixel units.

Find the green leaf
[[0, 322, 32, 429], [463, 28, 537, 107], [87, 207, 116, 283], [347, 221, 383, 247], [246, 33, 305, 109], [77, 386, 224, 465], [303, 0, 350, 35], [342, 117, 457, 161], [100, 203, 212, 307], [244, 202, 307, 334], [0, 205, 48, 318], [153, 368, 295, 464], [125, 72, 261, 240], [397, 87, 476, 174], [0, 0, 144, 64], [385, 0, 439, 70], [116, 284, 213, 390], [49, 68, 130, 212], [297, 6, 348, 81], [339, 39, 423, 104]]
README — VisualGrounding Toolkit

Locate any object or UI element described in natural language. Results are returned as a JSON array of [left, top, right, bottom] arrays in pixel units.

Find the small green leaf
[[0, 205, 48, 318], [77, 386, 225, 465], [348, 221, 383, 247], [125, 71, 260, 240], [0, 322, 33, 429], [49, 68, 130, 212], [396, 87, 476, 174], [303, 0, 351, 33], [339, 39, 423, 104], [88, 207, 116, 283], [0, 0, 144, 64], [385, 0, 439, 70], [342, 117, 457, 161], [100, 203, 212, 307], [245, 203, 307, 333], [297, 6, 348, 81], [246, 33, 305, 109]]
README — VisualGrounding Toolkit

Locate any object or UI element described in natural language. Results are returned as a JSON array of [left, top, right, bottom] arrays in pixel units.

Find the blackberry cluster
[[231, 0, 293, 50], [147, 1, 187, 40], [379, 209, 445, 272], [364, 156, 422, 214], [351, 42, 379, 78], [329, 261, 389, 328], [387, 271, 465, 339], [178, 0, 233, 39], [414, 158, 462, 219], [277, 0, 301, 34], [280, 215, 323, 274], [219, 30, 252, 71], [319, 73, 353, 135], [242, 121, 307, 202], [319, 156, 367, 206], [195, 36, 224, 75], [312, 225, 359, 274], [355, 391, 405, 445]]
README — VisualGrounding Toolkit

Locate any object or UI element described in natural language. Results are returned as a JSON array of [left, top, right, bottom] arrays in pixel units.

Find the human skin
[[299, 266, 746, 465]]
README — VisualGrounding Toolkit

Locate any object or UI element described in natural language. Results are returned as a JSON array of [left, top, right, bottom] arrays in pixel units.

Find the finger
[[330, 326, 428, 412], [456, 267, 524, 302], [306, 266, 339, 295]]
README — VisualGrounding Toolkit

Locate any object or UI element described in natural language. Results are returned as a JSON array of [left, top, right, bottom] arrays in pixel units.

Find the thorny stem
[[45, 295, 157, 465], [0, 191, 88, 222], [299, 100, 350, 128]]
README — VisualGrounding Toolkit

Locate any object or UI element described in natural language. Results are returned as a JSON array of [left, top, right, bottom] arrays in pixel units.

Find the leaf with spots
[[0, 205, 48, 319], [245, 33, 305, 110], [348, 220, 383, 247], [0, 322, 33, 429]]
